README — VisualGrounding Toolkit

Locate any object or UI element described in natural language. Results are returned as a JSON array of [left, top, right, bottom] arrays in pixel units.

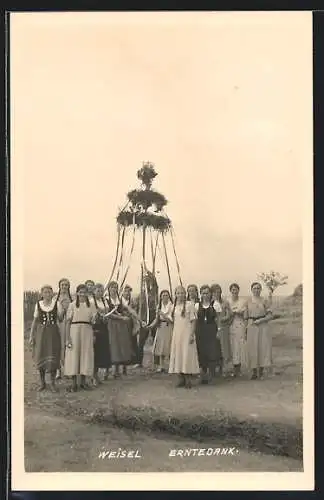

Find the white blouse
[[33, 298, 63, 319], [194, 301, 222, 313]]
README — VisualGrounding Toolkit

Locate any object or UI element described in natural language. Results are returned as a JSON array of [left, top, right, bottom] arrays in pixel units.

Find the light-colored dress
[[64, 301, 97, 377], [168, 301, 200, 375], [227, 296, 248, 366], [55, 293, 72, 366], [152, 302, 173, 357], [245, 298, 272, 369]]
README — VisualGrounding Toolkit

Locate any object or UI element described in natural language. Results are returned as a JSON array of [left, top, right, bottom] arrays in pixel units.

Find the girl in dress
[[211, 283, 232, 376], [227, 283, 248, 377], [106, 281, 133, 378], [55, 278, 73, 380], [195, 285, 222, 384], [244, 282, 273, 380], [169, 286, 200, 388], [64, 284, 97, 391], [92, 283, 111, 386], [29, 285, 64, 392], [187, 284, 200, 305], [148, 290, 174, 373]]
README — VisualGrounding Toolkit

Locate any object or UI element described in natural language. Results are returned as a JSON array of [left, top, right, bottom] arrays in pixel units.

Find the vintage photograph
[[11, 11, 313, 490]]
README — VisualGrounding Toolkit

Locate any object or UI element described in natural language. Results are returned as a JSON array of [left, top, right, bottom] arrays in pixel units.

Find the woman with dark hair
[[245, 282, 273, 380], [187, 284, 199, 305], [106, 281, 133, 378], [85, 280, 95, 300], [147, 290, 173, 372], [29, 285, 64, 392], [64, 284, 97, 391], [227, 283, 247, 378], [211, 283, 232, 375], [55, 278, 73, 380], [169, 285, 199, 388], [195, 285, 222, 384], [92, 283, 111, 385]]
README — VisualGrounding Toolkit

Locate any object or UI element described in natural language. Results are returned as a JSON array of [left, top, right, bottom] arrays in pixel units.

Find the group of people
[[28, 278, 273, 392]]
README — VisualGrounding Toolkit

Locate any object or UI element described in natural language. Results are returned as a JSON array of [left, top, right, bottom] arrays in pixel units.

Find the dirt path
[[25, 408, 302, 472]]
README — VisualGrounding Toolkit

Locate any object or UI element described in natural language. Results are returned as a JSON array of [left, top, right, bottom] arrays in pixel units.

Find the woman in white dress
[[169, 286, 200, 388], [244, 282, 273, 379], [64, 284, 97, 391], [227, 283, 247, 377], [148, 290, 174, 372]]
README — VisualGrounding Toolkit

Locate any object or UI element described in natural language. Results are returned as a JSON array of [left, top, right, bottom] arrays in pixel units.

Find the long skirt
[[33, 323, 61, 372], [169, 318, 200, 374], [152, 322, 173, 357], [93, 323, 111, 370], [218, 324, 232, 363], [108, 318, 132, 365], [229, 316, 247, 366], [247, 322, 272, 369], [195, 323, 221, 369], [64, 324, 94, 376], [58, 319, 68, 365]]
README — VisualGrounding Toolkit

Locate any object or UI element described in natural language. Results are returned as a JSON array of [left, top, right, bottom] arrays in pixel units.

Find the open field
[[24, 296, 303, 472]]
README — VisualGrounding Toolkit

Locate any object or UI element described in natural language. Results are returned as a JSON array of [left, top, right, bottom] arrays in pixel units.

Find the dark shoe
[[80, 383, 91, 390], [185, 378, 192, 389], [37, 383, 46, 392], [251, 369, 258, 380]]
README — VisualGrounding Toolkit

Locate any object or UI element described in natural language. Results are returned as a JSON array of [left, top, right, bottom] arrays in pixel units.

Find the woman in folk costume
[[64, 284, 97, 391], [187, 284, 200, 306], [55, 278, 73, 380], [29, 285, 64, 392], [211, 283, 232, 376], [147, 290, 174, 373], [195, 285, 222, 384], [244, 282, 273, 380], [106, 281, 133, 378], [227, 283, 248, 378], [169, 285, 200, 388], [92, 283, 111, 386], [121, 285, 139, 366]]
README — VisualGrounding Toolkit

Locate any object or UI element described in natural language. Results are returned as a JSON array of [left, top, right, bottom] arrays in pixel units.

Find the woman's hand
[[189, 334, 195, 344], [28, 336, 35, 347], [66, 338, 72, 349]]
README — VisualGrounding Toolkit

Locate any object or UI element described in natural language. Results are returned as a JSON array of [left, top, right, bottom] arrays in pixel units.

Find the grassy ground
[[24, 298, 303, 472]]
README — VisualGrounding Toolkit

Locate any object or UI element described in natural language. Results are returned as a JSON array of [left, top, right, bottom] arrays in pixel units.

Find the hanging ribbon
[[152, 231, 159, 274], [162, 232, 173, 300], [116, 225, 126, 283], [104, 224, 121, 293], [119, 212, 136, 295], [170, 226, 183, 286], [150, 227, 155, 270]]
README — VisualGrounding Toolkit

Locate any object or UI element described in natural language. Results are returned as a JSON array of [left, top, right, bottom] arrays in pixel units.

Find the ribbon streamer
[[170, 226, 183, 286], [104, 224, 121, 292], [116, 225, 126, 283], [162, 232, 173, 300], [119, 213, 136, 295]]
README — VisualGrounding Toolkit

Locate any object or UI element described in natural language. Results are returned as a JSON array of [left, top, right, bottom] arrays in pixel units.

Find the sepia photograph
[[10, 11, 313, 490]]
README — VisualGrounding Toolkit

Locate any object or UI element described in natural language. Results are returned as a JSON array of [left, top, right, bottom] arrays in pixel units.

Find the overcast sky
[[11, 12, 312, 296]]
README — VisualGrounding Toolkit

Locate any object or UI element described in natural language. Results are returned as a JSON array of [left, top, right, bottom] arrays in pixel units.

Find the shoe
[[37, 383, 46, 392]]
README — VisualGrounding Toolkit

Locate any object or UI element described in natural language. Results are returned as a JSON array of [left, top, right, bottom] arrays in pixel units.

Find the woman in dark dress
[[29, 285, 64, 391], [92, 283, 111, 385], [106, 281, 133, 378], [195, 285, 222, 384]]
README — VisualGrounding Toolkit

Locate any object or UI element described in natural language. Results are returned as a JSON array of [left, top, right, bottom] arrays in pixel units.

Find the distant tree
[[293, 283, 303, 298], [257, 270, 288, 302]]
